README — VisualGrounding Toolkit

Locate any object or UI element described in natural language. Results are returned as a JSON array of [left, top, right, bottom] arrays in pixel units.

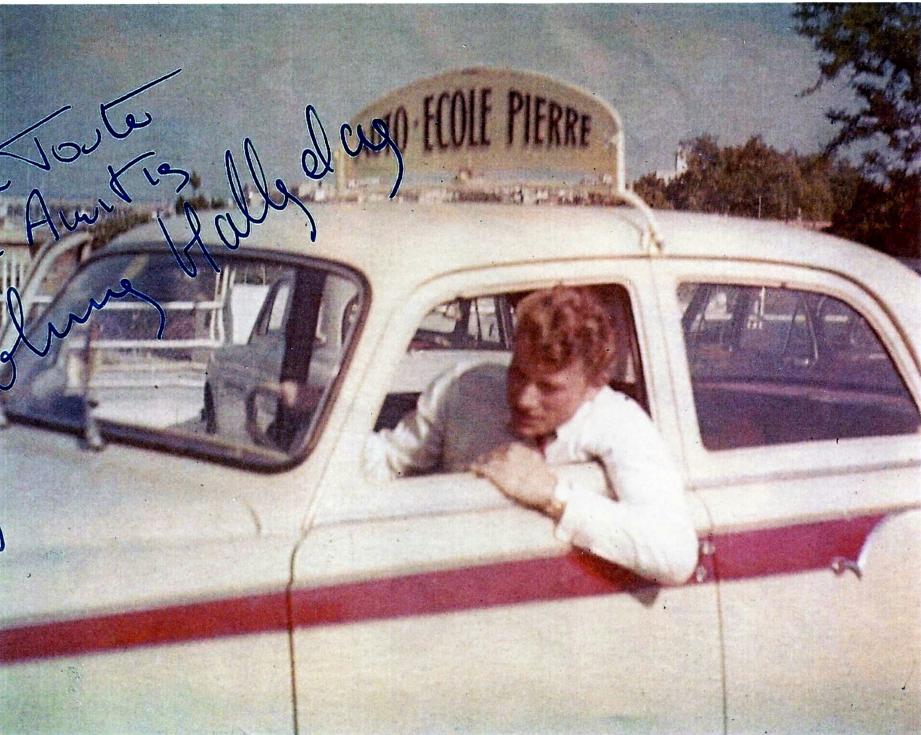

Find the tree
[[635, 135, 835, 222], [797, 153, 838, 222], [828, 171, 920, 256], [794, 3, 921, 255], [720, 136, 804, 220], [176, 170, 210, 213], [88, 209, 150, 249], [632, 173, 671, 209], [795, 4, 920, 178], [667, 135, 724, 212]]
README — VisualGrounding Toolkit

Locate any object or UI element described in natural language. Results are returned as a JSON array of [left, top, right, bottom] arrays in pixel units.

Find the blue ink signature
[[0, 279, 166, 392], [158, 105, 404, 278], [0, 525, 4, 552], [339, 115, 404, 198], [0, 99, 401, 394], [25, 148, 191, 246], [0, 68, 182, 193]]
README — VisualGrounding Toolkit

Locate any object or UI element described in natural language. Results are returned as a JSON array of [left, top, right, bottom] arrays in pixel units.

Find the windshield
[[2, 249, 364, 467]]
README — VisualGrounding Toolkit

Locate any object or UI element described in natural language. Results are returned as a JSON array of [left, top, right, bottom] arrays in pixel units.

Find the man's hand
[[279, 380, 324, 412], [471, 443, 559, 516]]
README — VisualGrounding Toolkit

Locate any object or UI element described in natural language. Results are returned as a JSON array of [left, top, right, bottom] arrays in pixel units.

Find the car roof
[[111, 201, 892, 274], [111, 201, 921, 341], [114, 201, 649, 280]]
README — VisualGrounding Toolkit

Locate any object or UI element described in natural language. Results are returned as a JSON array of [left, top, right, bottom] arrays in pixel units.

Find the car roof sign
[[342, 67, 626, 192]]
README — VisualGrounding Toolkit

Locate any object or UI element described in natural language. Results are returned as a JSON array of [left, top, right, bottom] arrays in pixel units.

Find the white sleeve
[[553, 400, 699, 585], [362, 363, 464, 481]]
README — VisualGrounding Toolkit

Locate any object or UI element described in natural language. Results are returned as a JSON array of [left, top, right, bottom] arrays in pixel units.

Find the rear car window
[[679, 283, 921, 450]]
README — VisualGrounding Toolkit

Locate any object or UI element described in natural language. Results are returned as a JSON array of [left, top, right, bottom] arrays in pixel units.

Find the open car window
[[679, 282, 921, 450], [3, 250, 364, 467], [375, 283, 647, 443]]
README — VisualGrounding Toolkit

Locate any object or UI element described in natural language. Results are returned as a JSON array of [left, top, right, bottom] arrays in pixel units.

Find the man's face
[[506, 340, 600, 439]]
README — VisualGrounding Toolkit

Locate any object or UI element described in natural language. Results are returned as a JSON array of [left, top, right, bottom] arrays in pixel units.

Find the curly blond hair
[[514, 286, 618, 385]]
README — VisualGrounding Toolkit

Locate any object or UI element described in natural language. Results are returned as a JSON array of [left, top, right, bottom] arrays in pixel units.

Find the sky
[[0, 4, 852, 202]]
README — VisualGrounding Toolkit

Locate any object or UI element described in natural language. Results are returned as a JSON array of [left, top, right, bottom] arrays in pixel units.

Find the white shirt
[[365, 361, 699, 585]]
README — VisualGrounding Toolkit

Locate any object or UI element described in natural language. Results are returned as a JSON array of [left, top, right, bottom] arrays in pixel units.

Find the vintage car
[[1, 68, 919, 735]]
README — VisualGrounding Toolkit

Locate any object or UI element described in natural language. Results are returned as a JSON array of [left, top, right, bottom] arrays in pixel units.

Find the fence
[[0, 247, 31, 331]]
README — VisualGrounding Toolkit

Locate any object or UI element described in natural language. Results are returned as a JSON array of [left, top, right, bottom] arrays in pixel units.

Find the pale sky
[[0, 4, 851, 201]]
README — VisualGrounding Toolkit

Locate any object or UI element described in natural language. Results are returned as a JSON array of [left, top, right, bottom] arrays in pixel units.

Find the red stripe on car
[[0, 591, 288, 664], [0, 514, 885, 663], [291, 551, 652, 629], [711, 513, 885, 580]]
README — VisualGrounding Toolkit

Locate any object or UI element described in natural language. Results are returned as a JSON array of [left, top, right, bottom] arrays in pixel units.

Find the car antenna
[[613, 188, 665, 255]]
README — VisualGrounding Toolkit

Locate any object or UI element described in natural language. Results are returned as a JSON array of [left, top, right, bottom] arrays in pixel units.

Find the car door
[[0, 436, 298, 734], [290, 261, 724, 734], [655, 259, 921, 733], [222, 277, 289, 403], [206, 271, 292, 433]]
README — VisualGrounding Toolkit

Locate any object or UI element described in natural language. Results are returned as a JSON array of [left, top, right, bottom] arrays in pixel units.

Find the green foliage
[[87, 209, 150, 249], [632, 173, 671, 210], [828, 172, 920, 256], [175, 170, 210, 214], [632, 135, 841, 222], [794, 3, 920, 177], [794, 3, 920, 255]]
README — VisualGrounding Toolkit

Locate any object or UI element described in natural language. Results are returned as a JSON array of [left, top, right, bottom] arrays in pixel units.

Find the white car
[[1, 68, 919, 735]]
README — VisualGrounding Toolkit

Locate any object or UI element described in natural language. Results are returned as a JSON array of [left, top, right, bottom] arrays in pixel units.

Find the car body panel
[[0, 424, 302, 733]]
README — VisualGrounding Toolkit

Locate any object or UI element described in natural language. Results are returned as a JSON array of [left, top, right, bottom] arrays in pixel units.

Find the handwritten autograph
[[161, 104, 404, 277], [6, 69, 404, 252], [0, 68, 182, 193], [0, 279, 166, 392], [0, 69, 404, 394], [6, 70, 192, 247]]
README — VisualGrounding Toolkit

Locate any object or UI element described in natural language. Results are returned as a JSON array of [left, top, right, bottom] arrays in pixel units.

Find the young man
[[364, 286, 698, 585]]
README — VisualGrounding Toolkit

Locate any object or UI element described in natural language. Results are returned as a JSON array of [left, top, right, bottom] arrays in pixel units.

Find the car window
[[266, 283, 290, 334], [4, 251, 364, 467], [412, 296, 511, 350], [679, 282, 921, 450], [374, 282, 647, 443]]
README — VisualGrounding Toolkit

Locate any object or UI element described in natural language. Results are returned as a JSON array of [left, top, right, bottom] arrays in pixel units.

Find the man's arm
[[363, 363, 463, 481], [473, 397, 698, 585], [553, 398, 698, 585], [551, 475, 698, 586]]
